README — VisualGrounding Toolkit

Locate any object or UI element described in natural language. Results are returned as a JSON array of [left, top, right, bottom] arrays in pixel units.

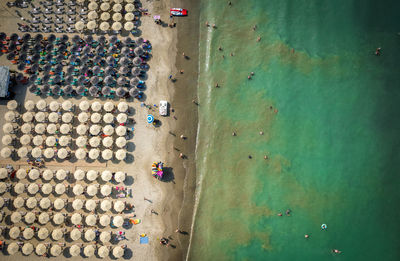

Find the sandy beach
[[0, 0, 200, 260]]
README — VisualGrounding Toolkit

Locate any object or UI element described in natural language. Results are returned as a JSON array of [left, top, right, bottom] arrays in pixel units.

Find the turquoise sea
[[189, 0, 400, 260]]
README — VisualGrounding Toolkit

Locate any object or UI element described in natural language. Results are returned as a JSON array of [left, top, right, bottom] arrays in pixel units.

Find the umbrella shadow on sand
[[161, 167, 175, 183]]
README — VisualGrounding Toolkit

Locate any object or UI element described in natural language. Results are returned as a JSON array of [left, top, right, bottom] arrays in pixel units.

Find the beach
[[0, 0, 199, 260]]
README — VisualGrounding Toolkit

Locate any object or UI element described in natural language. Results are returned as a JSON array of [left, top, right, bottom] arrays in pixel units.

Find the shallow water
[[189, 0, 400, 260]]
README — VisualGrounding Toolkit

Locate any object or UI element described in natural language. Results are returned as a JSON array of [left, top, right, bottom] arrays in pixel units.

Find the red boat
[[170, 8, 188, 16]]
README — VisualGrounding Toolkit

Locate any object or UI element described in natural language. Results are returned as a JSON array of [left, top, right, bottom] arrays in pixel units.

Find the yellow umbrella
[[112, 22, 122, 31], [124, 22, 134, 31]]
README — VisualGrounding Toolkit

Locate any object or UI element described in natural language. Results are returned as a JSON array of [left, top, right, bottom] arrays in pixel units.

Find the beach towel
[[140, 236, 148, 244]]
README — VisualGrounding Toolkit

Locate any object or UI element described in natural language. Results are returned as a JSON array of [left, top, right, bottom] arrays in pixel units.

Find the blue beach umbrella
[[147, 115, 154, 124]]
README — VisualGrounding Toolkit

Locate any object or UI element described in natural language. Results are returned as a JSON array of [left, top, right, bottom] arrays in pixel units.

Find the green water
[[189, 0, 400, 260]]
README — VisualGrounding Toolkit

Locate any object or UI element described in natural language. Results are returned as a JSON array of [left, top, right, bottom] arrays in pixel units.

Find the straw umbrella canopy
[[87, 21, 97, 30], [98, 246, 109, 258], [72, 199, 84, 210], [28, 183, 39, 194], [113, 3, 122, 12], [90, 125, 101, 135], [73, 170, 84, 181], [100, 200, 112, 211], [62, 100, 73, 111], [115, 171, 126, 183], [56, 169, 67, 180], [0, 147, 11, 158], [50, 245, 62, 257], [112, 22, 122, 31], [28, 168, 40, 180], [53, 213, 65, 225], [85, 199, 97, 211], [41, 183, 52, 195], [9, 227, 20, 239], [112, 216, 124, 227], [14, 197, 25, 208], [55, 184, 66, 195], [17, 146, 28, 158], [116, 126, 126, 136], [48, 112, 59, 123], [26, 197, 37, 209], [85, 229, 96, 241], [70, 229, 81, 241], [85, 214, 97, 226], [88, 1, 98, 10], [38, 227, 49, 239], [38, 212, 50, 224], [35, 244, 46, 256], [5, 111, 17, 122], [31, 147, 41, 158], [2, 135, 12, 146], [69, 245, 81, 257], [36, 100, 47, 111], [84, 245, 95, 257], [101, 185, 112, 196], [114, 201, 125, 212], [11, 212, 22, 223], [115, 150, 126, 161], [101, 170, 112, 182], [14, 183, 25, 194], [89, 137, 101, 148], [57, 148, 69, 159], [0, 168, 7, 179], [102, 137, 113, 147], [33, 136, 44, 146], [77, 124, 88, 135], [47, 124, 57, 134], [52, 228, 64, 241], [7, 242, 19, 255], [46, 136, 56, 147], [49, 101, 60, 111], [112, 246, 124, 258], [87, 184, 98, 196], [99, 215, 111, 227], [125, 12, 134, 21], [73, 184, 84, 195], [101, 2, 110, 11], [112, 13, 122, 22], [75, 21, 85, 31], [88, 10, 98, 20], [23, 227, 34, 240], [21, 124, 32, 135], [39, 197, 51, 209], [75, 148, 87, 160], [60, 124, 71, 135], [42, 169, 53, 181], [91, 113, 101, 123], [35, 123, 46, 134], [22, 112, 34, 122], [16, 168, 27, 180], [59, 136, 71, 147], [62, 112, 73, 123], [124, 22, 134, 31], [78, 112, 89, 123], [3, 123, 14, 134], [86, 170, 98, 181], [79, 101, 90, 111], [71, 213, 82, 225], [100, 21, 110, 31], [76, 136, 87, 147], [125, 3, 134, 12], [116, 113, 128, 123], [22, 243, 34, 255], [103, 125, 114, 136], [24, 100, 35, 111]]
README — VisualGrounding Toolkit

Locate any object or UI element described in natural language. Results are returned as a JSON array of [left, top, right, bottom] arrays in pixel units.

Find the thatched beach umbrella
[[112, 22, 122, 31], [50, 245, 62, 257], [74, 169, 85, 181], [70, 229, 81, 241], [87, 170, 98, 181], [75, 21, 85, 31], [85, 229, 96, 241], [62, 100, 73, 111], [117, 113, 128, 123], [118, 102, 129, 112], [87, 21, 97, 30], [14, 183, 25, 194], [54, 199, 65, 211], [46, 136, 56, 147], [23, 228, 34, 240], [0, 168, 7, 179], [103, 113, 114, 124], [44, 148, 55, 159], [113, 13, 122, 22], [73, 184, 84, 196], [101, 170, 112, 182], [47, 124, 57, 135], [16, 169, 27, 180], [69, 245, 81, 257], [38, 227, 49, 239], [22, 112, 33, 123], [38, 212, 50, 224], [11, 212, 22, 223], [88, 1, 98, 10], [89, 149, 100, 160], [20, 135, 31, 146], [91, 113, 101, 123], [21, 123, 32, 134], [100, 199, 112, 211], [116, 126, 126, 136], [85, 214, 97, 226], [7, 100, 18, 110], [112, 246, 124, 259], [100, 21, 110, 31], [88, 10, 98, 20], [7, 242, 19, 255], [55, 184, 66, 195], [35, 243, 47, 256], [49, 101, 60, 112], [28, 183, 39, 194], [1, 147, 12, 158], [35, 123, 46, 134], [104, 101, 114, 112], [39, 197, 51, 209], [28, 168, 40, 180], [115, 171, 126, 183], [72, 199, 84, 210], [60, 124, 71, 135], [99, 215, 111, 228], [71, 213, 82, 225], [78, 112, 89, 123], [101, 2, 110, 11], [0, 182, 6, 193], [79, 101, 90, 111], [59, 136, 71, 147], [87, 184, 98, 196], [36, 100, 47, 111], [48, 112, 59, 123], [13, 197, 25, 208], [41, 183, 52, 195], [76, 136, 87, 147], [84, 245, 95, 257], [35, 111, 46, 122], [85, 199, 97, 211], [98, 245, 109, 258], [125, 12, 134, 21], [90, 125, 101, 135], [3, 122, 13, 134], [31, 147, 42, 158], [9, 227, 20, 239], [51, 213, 63, 224], [56, 169, 67, 180], [52, 228, 63, 241], [75, 148, 87, 160], [62, 112, 73, 123], [101, 185, 112, 196], [124, 22, 134, 31], [100, 231, 111, 242], [91, 101, 102, 112], [26, 197, 37, 209], [42, 169, 53, 181], [22, 243, 34, 255], [5, 111, 17, 122]]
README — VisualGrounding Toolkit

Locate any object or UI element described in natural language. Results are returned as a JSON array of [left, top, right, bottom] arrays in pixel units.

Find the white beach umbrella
[[85, 229, 96, 241], [72, 199, 84, 210], [33, 135, 44, 146], [118, 102, 128, 112], [40, 197, 51, 209], [84, 245, 95, 257], [87, 20, 97, 30], [23, 228, 34, 240], [49, 101, 60, 111], [91, 101, 102, 112], [0, 182, 6, 193], [69, 245, 81, 257], [59, 136, 71, 146], [100, 21, 110, 31], [116, 126, 126, 136], [28, 183, 39, 194], [104, 101, 114, 112], [36, 100, 47, 111], [28, 168, 40, 180], [20, 134, 32, 146], [103, 125, 114, 135], [11, 212, 22, 223], [0, 168, 7, 179], [100, 232, 112, 244], [55, 184, 66, 195], [42, 169, 53, 181], [75, 21, 85, 31], [112, 216, 124, 227], [114, 171, 126, 183], [99, 215, 111, 227], [100, 199, 112, 211], [124, 23, 134, 32], [57, 148, 69, 159], [32, 147, 42, 158], [89, 148, 100, 160], [14, 183, 25, 194], [74, 169, 85, 180], [76, 124, 88, 136], [38, 227, 49, 239], [79, 101, 90, 111], [53, 213, 65, 225], [113, 246, 124, 258], [35, 123, 46, 134], [9, 226, 20, 239], [101, 170, 112, 182], [56, 169, 67, 180], [1, 147, 12, 158], [41, 183, 53, 195], [89, 137, 101, 147], [112, 22, 122, 31], [75, 148, 87, 160], [35, 243, 46, 256], [22, 243, 34, 255], [21, 123, 32, 134], [90, 125, 101, 135], [62, 100, 73, 111], [102, 137, 113, 147], [7, 242, 19, 255], [85, 199, 97, 211], [73, 184, 84, 195], [35, 111, 46, 122], [78, 112, 89, 123], [101, 185, 112, 196], [112, 13, 122, 22], [125, 3, 134, 12], [87, 184, 98, 196], [52, 228, 64, 241], [26, 197, 37, 209], [115, 137, 126, 148], [50, 245, 62, 257], [103, 113, 114, 124], [70, 229, 81, 241], [3, 123, 14, 133], [91, 113, 101, 123], [22, 112, 34, 122], [113, 0, 123, 3], [114, 201, 125, 212], [14, 197, 25, 208], [16, 168, 27, 180], [71, 213, 82, 225], [46, 136, 56, 146], [44, 148, 55, 159], [113, 3, 122, 12], [48, 112, 59, 123], [76, 136, 87, 147], [5, 111, 17, 122], [87, 170, 98, 181], [25, 100, 35, 111], [116, 113, 128, 123], [86, 214, 97, 226], [102, 149, 113, 160], [47, 123, 57, 134], [17, 146, 29, 158], [62, 112, 73, 123], [88, 1, 98, 10], [88, 10, 98, 20], [115, 149, 126, 161], [38, 212, 50, 224], [125, 12, 134, 21], [98, 246, 109, 258], [100, 2, 110, 11]]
